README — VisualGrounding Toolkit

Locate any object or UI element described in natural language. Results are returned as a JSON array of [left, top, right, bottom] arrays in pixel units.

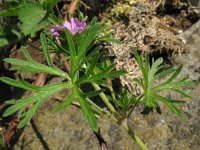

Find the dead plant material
[[109, 2, 187, 93]]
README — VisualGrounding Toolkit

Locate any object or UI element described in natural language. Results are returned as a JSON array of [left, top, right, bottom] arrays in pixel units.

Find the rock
[[176, 20, 200, 79], [14, 103, 136, 150], [190, 0, 200, 7]]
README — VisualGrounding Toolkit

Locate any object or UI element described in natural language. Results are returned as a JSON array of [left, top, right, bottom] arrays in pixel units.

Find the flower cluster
[[50, 17, 86, 36]]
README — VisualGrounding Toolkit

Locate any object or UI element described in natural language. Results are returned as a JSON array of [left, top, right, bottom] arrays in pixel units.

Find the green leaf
[[98, 31, 121, 44], [151, 80, 196, 91], [53, 94, 74, 112], [17, 101, 40, 128], [3, 82, 70, 128], [144, 93, 158, 108], [0, 133, 4, 145], [77, 96, 98, 132], [79, 23, 101, 57], [48, 14, 61, 25], [133, 78, 145, 90], [4, 58, 67, 77], [152, 94, 186, 104], [0, 77, 40, 92], [3, 95, 40, 117], [134, 51, 148, 88], [40, 33, 54, 68], [17, 112, 33, 128], [154, 68, 176, 79], [73, 46, 102, 75], [21, 46, 35, 62], [148, 57, 163, 85], [0, 22, 22, 48], [77, 70, 126, 85], [170, 89, 192, 99], [86, 52, 100, 75], [63, 28, 76, 56], [0, 6, 20, 16], [82, 90, 103, 98], [19, 3, 48, 36], [39, 82, 71, 91], [39, 0, 57, 9], [166, 65, 183, 83], [152, 94, 185, 118]]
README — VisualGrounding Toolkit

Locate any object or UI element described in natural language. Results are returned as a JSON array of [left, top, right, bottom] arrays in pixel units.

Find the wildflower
[[50, 25, 63, 37], [56, 25, 62, 31], [64, 18, 86, 35], [50, 28, 59, 37], [50, 18, 86, 36]]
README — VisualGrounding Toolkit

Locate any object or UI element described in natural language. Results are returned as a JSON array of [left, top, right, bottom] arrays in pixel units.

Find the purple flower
[[50, 18, 86, 37], [64, 18, 86, 35], [56, 25, 62, 31], [50, 28, 59, 37]]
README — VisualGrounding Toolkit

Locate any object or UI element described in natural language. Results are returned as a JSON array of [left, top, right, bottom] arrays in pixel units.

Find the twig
[[94, 131, 108, 150], [68, 0, 79, 14]]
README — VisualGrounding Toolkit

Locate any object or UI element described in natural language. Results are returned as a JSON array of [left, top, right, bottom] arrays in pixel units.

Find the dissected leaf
[[0, 77, 40, 92], [166, 65, 183, 83], [77, 70, 126, 85], [79, 23, 101, 57], [4, 58, 67, 77], [148, 57, 163, 85], [151, 80, 196, 91], [77, 96, 98, 132], [53, 94, 74, 112]]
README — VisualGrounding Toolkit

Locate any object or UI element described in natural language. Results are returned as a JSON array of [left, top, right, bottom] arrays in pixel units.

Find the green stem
[[107, 85, 116, 100], [85, 98, 118, 122], [92, 83, 119, 118], [122, 119, 148, 150]]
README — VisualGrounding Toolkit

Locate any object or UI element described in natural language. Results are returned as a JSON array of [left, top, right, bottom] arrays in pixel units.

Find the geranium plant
[[0, 1, 196, 149]]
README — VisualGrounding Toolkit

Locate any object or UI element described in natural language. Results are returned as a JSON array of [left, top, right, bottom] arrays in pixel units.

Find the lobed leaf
[[166, 65, 183, 83], [4, 58, 67, 77], [0, 77, 40, 92], [151, 80, 196, 91], [77, 96, 98, 132], [77, 70, 126, 85], [53, 94, 74, 112], [148, 57, 163, 85]]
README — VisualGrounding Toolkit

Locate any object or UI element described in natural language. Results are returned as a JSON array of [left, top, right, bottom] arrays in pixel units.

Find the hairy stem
[[85, 98, 118, 122], [92, 83, 119, 118], [121, 119, 148, 150]]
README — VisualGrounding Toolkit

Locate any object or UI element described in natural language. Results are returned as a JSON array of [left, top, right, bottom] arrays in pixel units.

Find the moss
[[110, 3, 131, 18]]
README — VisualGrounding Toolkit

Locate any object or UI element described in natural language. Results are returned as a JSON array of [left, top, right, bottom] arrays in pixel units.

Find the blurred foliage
[[0, 0, 57, 49]]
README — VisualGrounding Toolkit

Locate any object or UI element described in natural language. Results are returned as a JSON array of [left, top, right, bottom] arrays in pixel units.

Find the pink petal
[[56, 25, 62, 31], [79, 21, 86, 31], [52, 32, 59, 36], [64, 21, 72, 31], [50, 28, 56, 33], [70, 18, 78, 30], [50, 28, 59, 36]]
